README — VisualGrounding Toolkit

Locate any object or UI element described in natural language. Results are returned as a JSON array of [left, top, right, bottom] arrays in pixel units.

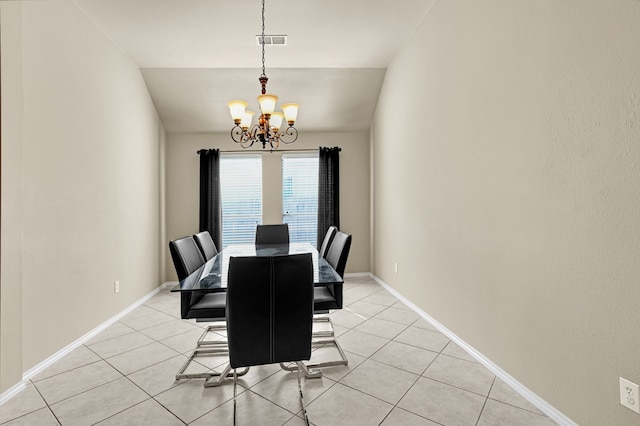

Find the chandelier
[[227, 0, 299, 150]]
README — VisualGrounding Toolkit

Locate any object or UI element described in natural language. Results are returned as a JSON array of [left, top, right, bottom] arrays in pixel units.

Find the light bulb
[[228, 100, 248, 123], [270, 112, 284, 131], [257, 94, 278, 115], [240, 110, 255, 129], [281, 103, 299, 124]]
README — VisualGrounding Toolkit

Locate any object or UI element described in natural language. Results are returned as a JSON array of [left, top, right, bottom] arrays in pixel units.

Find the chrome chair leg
[[312, 314, 335, 338], [279, 362, 322, 378], [308, 314, 349, 369], [296, 362, 310, 426], [306, 337, 349, 369], [203, 363, 232, 387], [175, 320, 228, 380], [196, 323, 227, 347], [177, 346, 249, 384], [175, 346, 228, 380], [233, 368, 238, 425]]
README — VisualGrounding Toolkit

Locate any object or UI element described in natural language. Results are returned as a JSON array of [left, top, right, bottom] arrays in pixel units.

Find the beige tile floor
[[0, 277, 558, 425]]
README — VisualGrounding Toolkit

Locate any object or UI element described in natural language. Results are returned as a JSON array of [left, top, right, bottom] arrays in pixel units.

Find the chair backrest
[[169, 236, 205, 281], [227, 253, 313, 369], [193, 231, 218, 261], [319, 226, 338, 259], [255, 223, 290, 245], [325, 231, 352, 278]]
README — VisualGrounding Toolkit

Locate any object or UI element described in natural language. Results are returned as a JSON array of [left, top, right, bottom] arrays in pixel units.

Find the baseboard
[[0, 381, 27, 407], [344, 272, 371, 279], [0, 284, 165, 406], [371, 274, 577, 426]]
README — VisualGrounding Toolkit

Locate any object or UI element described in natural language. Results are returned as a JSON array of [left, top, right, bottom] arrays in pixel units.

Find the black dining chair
[[309, 231, 352, 370], [193, 230, 218, 261], [169, 236, 206, 281], [225, 253, 315, 424], [318, 225, 338, 259], [255, 223, 290, 245], [169, 236, 226, 324], [315, 230, 351, 312], [169, 236, 236, 384]]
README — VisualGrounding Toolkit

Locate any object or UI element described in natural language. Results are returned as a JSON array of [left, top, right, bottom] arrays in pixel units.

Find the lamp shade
[[281, 103, 299, 124], [270, 112, 284, 131], [240, 110, 255, 129], [228, 100, 248, 122], [257, 94, 278, 115]]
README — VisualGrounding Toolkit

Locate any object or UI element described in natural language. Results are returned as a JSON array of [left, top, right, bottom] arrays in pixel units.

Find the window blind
[[220, 155, 262, 247], [282, 154, 319, 245]]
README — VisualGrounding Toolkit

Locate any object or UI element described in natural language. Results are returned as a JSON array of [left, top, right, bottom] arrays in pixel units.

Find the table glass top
[[170, 242, 343, 293]]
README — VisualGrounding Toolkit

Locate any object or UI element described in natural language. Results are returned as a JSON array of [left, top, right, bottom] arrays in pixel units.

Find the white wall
[[165, 131, 370, 281], [372, 1, 640, 424], [1, 0, 165, 388]]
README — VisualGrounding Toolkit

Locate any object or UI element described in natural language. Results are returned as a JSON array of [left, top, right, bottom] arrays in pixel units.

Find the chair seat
[[314, 286, 341, 312], [186, 292, 226, 319], [314, 287, 335, 304]]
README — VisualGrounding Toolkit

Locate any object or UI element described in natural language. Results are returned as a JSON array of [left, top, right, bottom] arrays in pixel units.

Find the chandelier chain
[[260, 0, 266, 78]]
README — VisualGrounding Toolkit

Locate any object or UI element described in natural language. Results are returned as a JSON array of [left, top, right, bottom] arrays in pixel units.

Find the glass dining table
[[170, 242, 343, 294], [170, 242, 344, 385]]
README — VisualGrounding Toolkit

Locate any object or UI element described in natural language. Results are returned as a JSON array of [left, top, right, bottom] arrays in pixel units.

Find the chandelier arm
[[231, 125, 260, 149], [239, 139, 254, 149], [230, 125, 247, 144], [241, 126, 257, 148], [279, 126, 298, 144], [249, 123, 261, 137]]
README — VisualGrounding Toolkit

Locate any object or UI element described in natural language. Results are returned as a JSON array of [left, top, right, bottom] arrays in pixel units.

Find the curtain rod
[[197, 148, 341, 154]]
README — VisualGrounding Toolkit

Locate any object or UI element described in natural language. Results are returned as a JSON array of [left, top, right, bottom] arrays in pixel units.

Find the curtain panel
[[198, 149, 222, 250], [317, 146, 341, 249]]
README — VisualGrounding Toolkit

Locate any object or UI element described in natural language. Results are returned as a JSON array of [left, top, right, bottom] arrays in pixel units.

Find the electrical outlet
[[114, 280, 120, 294], [620, 377, 640, 413]]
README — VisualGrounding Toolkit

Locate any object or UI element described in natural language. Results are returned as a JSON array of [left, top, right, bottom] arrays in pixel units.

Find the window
[[220, 155, 262, 247], [282, 154, 319, 245]]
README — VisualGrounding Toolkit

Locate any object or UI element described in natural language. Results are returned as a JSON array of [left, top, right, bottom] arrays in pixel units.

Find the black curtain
[[317, 146, 341, 249], [198, 149, 222, 250]]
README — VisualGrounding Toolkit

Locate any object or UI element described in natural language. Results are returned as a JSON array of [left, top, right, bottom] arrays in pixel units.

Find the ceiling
[[73, 0, 434, 133]]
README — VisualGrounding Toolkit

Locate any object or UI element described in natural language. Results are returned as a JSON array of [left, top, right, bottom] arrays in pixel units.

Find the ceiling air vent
[[256, 35, 287, 46]]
